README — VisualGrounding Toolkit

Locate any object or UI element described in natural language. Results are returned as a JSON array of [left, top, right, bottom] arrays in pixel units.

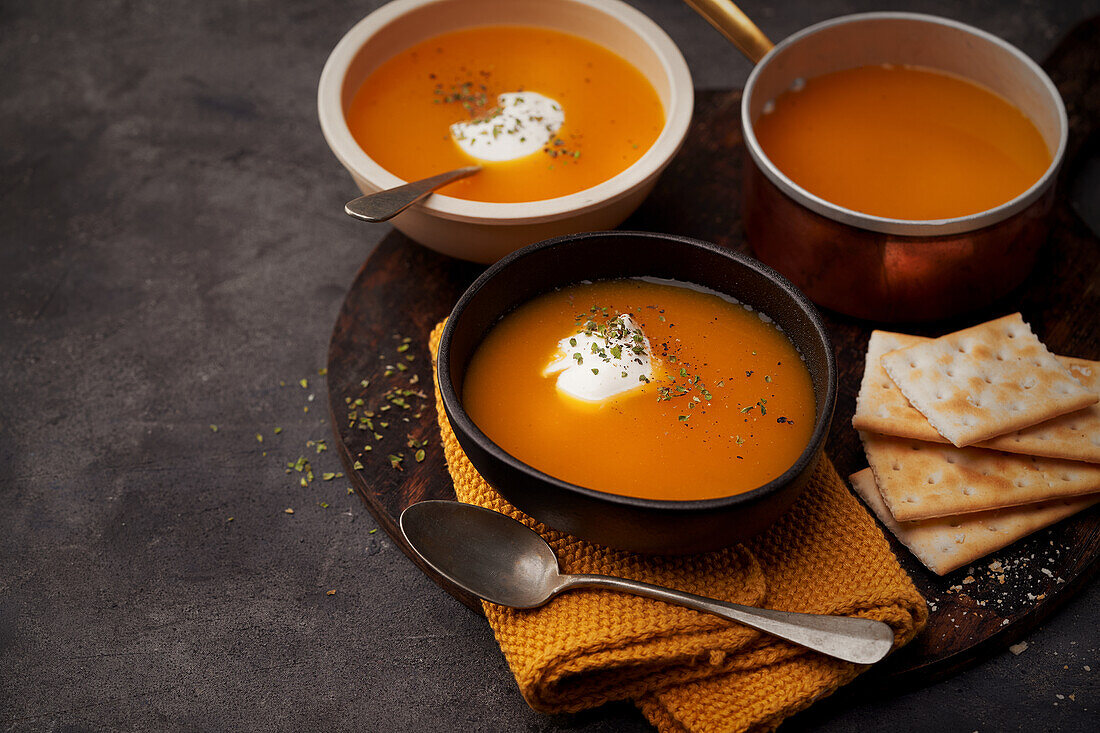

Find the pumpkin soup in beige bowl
[[438, 232, 837, 554], [318, 0, 693, 263]]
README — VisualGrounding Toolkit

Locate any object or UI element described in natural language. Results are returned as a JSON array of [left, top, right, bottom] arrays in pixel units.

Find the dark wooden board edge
[[326, 16, 1100, 690], [325, 239, 485, 612]]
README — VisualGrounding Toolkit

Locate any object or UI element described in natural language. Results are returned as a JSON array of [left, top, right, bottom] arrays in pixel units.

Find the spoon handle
[[561, 574, 895, 665], [344, 166, 481, 223], [682, 0, 774, 64]]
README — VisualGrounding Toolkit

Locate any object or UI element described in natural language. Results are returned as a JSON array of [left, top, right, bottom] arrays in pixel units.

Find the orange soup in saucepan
[[346, 26, 665, 203], [462, 279, 816, 501], [753, 65, 1051, 220]]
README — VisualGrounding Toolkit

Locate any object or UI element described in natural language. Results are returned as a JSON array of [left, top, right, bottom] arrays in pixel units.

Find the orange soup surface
[[346, 26, 665, 203], [753, 65, 1051, 220], [462, 279, 816, 501]]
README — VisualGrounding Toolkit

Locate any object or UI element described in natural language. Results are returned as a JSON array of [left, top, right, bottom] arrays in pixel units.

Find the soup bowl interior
[[438, 232, 837, 554], [743, 12, 1067, 236], [318, 0, 693, 263], [740, 12, 1068, 321]]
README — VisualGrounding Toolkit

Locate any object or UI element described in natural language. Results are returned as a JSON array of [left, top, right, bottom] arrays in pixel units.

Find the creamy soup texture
[[754, 65, 1051, 220], [346, 26, 665, 203], [462, 279, 816, 501]]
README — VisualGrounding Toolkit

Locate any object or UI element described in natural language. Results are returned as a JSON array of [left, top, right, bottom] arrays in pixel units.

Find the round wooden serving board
[[328, 19, 1100, 688]]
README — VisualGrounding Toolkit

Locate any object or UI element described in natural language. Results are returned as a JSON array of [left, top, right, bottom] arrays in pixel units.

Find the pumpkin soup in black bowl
[[438, 232, 836, 553]]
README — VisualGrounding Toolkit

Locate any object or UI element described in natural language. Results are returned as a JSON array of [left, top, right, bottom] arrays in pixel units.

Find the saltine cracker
[[850, 469, 1099, 576], [880, 314, 1097, 447], [855, 330, 1100, 462]]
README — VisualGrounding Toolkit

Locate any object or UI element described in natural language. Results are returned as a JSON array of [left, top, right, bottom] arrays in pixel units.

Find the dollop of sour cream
[[543, 313, 654, 403], [450, 92, 564, 162]]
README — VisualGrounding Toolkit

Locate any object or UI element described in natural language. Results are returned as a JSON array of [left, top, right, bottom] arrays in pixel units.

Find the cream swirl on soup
[[542, 313, 653, 402], [450, 92, 565, 162]]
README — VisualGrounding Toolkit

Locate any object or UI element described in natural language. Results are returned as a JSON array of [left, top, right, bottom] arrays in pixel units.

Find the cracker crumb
[[1009, 641, 1029, 655], [963, 575, 975, 584], [284, 508, 294, 514], [326, 589, 336, 596]]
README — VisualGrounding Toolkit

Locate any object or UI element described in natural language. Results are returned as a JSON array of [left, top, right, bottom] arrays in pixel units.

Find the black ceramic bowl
[[438, 231, 837, 554]]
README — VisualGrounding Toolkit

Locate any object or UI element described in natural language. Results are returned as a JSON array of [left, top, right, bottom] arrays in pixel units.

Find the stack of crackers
[[849, 313, 1100, 575]]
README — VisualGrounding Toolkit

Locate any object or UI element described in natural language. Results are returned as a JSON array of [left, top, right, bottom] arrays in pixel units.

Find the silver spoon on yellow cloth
[[400, 500, 896, 665], [344, 165, 481, 223]]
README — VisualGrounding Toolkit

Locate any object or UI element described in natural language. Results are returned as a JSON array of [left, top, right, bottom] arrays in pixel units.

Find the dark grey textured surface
[[2, 1, 1098, 730]]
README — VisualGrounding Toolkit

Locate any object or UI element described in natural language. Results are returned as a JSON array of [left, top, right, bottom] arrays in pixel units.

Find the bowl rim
[[437, 230, 838, 512], [741, 11, 1070, 237], [317, 0, 694, 225]]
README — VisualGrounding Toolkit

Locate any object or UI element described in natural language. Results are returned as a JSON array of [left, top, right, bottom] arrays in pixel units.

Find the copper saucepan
[[686, 3, 1069, 322]]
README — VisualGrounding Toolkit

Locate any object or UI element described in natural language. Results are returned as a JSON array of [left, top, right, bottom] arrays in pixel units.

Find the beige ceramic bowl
[[317, 0, 694, 264]]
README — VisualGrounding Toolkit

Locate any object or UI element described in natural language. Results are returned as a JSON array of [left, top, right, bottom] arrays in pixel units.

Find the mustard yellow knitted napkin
[[429, 323, 927, 732]]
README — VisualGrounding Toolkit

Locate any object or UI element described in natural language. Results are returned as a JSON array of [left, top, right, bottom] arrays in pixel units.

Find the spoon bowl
[[399, 500, 897, 665], [400, 498, 561, 609]]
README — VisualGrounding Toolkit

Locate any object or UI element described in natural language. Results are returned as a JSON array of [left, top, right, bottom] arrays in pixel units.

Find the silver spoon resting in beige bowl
[[344, 165, 480, 223]]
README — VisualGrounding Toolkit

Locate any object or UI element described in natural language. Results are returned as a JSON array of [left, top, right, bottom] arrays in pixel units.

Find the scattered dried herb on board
[[341, 334, 433, 473], [242, 335, 431, 528]]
